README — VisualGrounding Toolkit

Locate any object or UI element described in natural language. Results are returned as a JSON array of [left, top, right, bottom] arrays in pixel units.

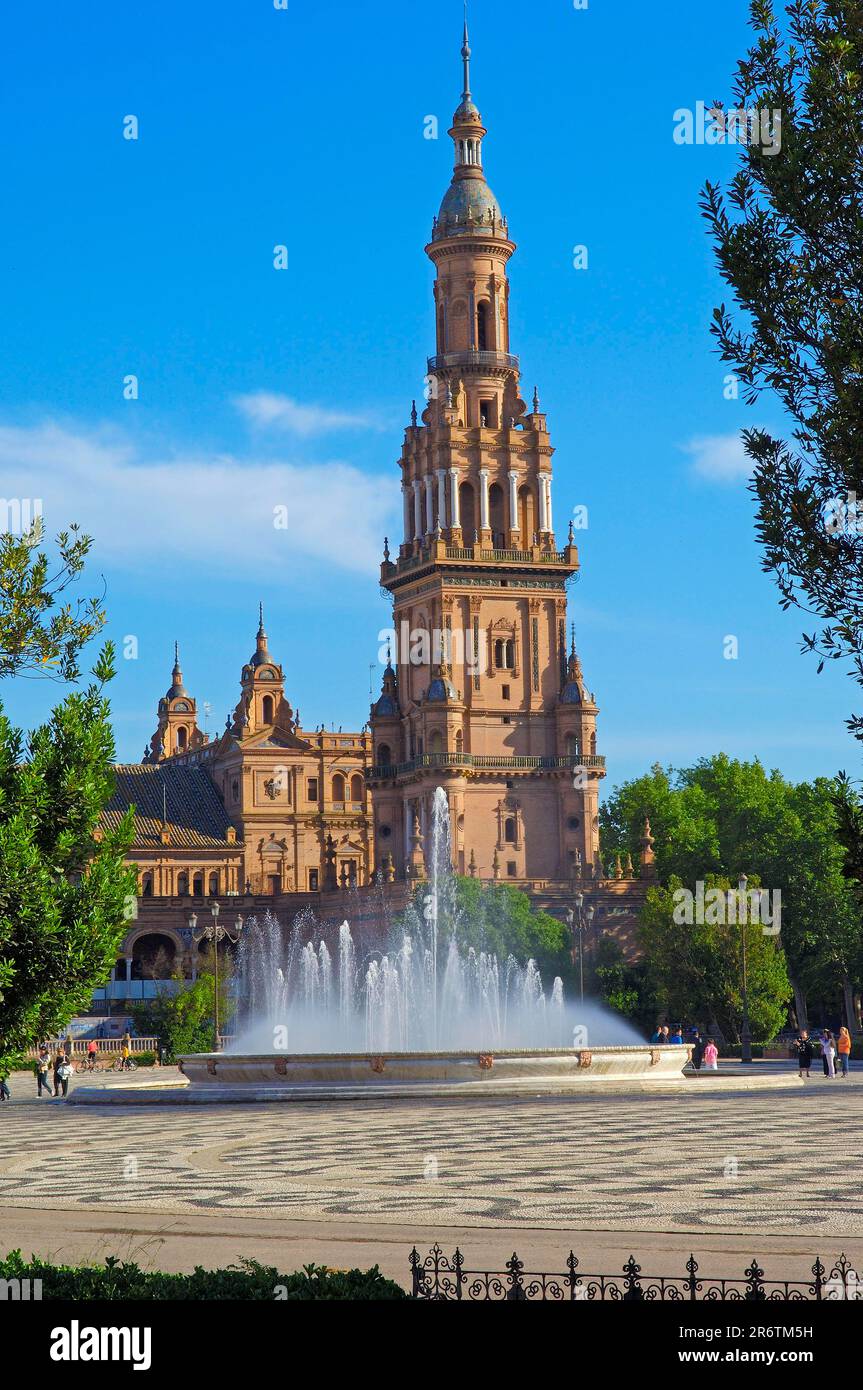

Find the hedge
[[0, 1251, 407, 1301]]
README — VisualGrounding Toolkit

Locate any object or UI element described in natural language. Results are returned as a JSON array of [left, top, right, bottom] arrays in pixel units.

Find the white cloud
[[681, 433, 751, 483], [0, 418, 394, 577], [233, 391, 383, 437]]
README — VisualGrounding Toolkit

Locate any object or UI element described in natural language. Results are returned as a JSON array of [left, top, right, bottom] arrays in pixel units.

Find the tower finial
[[173, 640, 180, 669], [570, 622, 576, 656], [461, 1, 471, 102], [258, 601, 265, 635]]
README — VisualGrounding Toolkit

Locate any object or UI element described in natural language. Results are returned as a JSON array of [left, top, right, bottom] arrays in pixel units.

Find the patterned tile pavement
[[1, 1073, 860, 1237]]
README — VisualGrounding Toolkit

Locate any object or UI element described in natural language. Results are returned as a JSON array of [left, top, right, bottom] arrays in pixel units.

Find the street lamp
[[188, 902, 244, 1052], [736, 874, 753, 1064], [566, 893, 595, 1004]]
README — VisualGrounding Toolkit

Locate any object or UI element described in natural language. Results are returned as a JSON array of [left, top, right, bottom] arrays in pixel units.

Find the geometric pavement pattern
[[1, 1080, 860, 1236]]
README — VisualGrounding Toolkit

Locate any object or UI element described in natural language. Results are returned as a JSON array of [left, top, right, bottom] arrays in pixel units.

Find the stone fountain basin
[[177, 1045, 691, 1097]]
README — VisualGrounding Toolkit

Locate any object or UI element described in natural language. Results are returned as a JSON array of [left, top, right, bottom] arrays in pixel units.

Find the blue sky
[[0, 0, 855, 790]]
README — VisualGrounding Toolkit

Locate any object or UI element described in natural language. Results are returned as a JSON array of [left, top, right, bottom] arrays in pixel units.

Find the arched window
[[332, 773, 346, 804], [378, 743, 391, 768], [476, 300, 490, 350], [504, 816, 517, 844], [350, 773, 363, 804], [177, 873, 189, 896], [455, 729, 463, 753], [518, 484, 536, 549], [208, 872, 219, 895], [262, 695, 274, 724], [176, 725, 187, 751], [429, 730, 443, 754], [192, 873, 204, 897], [488, 481, 505, 543], [494, 638, 514, 670], [459, 481, 476, 545], [437, 306, 446, 351], [566, 733, 581, 758], [141, 871, 153, 897], [590, 732, 597, 755]]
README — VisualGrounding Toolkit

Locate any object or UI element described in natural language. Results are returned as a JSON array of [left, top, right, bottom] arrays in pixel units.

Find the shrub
[[0, 1250, 407, 1301]]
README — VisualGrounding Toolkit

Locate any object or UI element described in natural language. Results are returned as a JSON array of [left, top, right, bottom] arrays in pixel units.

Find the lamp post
[[566, 893, 595, 1004], [736, 874, 753, 1065], [188, 903, 244, 1052]]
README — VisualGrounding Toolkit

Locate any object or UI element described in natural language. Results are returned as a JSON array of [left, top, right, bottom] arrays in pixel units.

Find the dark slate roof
[[103, 765, 243, 850]]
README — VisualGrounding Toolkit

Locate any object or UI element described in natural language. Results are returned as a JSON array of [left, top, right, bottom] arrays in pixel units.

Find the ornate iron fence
[[409, 1245, 861, 1301]]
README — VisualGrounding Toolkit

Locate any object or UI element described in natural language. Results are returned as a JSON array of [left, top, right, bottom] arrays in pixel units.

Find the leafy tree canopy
[[0, 518, 105, 681]]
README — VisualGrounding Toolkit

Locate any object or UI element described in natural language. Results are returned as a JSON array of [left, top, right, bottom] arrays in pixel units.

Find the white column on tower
[[437, 469, 448, 530], [507, 468, 519, 531], [450, 468, 461, 528], [402, 484, 411, 543], [479, 468, 490, 530], [425, 475, 435, 534], [538, 473, 549, 531], [545, 476, 553, 534], [412, 479, 422, 539]]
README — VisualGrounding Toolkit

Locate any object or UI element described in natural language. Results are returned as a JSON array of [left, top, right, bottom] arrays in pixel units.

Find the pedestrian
[[702, 1038, 719, 1071], [0, 1073, 9, 1102], [55, 1054, 72, 1098], [650, 1025, 663, 1043], [35, 1048, 53, 1097], [691, 1030, 705, 1071], [821, 1030, 836, 1078], [660, 1025, 671, 1045], [669, 1026, 684, 1044], [837, 1026, 852, 1077], [85, 1038, 98, 1072], [795, 1030, 814, 1078], [63, 1032, 73, 1062], [52, 1049, 66, 1097], [121, 1038, 132, 1071]]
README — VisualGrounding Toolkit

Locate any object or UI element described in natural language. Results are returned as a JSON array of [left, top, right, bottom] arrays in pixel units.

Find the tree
[[640, 876, 792, 1043], [401, 876, 571, 985], [0, 518, 106, 681], [701, 0, 863, 738], [0, 643, 137, 1073], [130, 950, 235, 1062], [600, 754, 861, 1026]]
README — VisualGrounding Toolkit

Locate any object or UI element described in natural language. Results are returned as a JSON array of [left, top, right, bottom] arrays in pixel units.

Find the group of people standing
[[794, 1028, 852, 1078], [650, 1025, 719, 1070], [35, 1042, 74, 1098]]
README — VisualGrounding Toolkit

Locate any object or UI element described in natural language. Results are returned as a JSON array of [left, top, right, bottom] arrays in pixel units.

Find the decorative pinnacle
[[570, 622, 577, 656], [461, 2, 471, 101], [173, 640, 180, 669], [411, 399, 418, 426], [533, 386, 540, 413], [258, 602, 265, 636]]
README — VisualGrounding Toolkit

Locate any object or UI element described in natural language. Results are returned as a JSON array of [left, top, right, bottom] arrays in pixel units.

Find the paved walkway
[[0, 1064, 860, 1285]]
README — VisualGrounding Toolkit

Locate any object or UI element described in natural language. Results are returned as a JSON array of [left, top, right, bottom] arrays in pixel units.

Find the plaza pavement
[[1, 1064, 860, 1289]]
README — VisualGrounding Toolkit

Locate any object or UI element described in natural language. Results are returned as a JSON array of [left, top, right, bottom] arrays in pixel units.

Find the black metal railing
[[369, 752, 606, 780], [409, 1246, 861, 1302]]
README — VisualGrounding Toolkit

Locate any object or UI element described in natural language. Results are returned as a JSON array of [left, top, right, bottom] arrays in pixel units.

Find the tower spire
[[461, 2, 471, 104]]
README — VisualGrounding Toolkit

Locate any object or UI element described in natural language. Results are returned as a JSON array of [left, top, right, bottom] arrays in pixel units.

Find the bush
[[133, 1051, 157, 1067], [0, 1250, 406, 1301]]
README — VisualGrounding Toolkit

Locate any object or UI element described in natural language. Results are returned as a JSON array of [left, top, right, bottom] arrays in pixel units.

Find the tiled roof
[[103, 765, 243, 850]]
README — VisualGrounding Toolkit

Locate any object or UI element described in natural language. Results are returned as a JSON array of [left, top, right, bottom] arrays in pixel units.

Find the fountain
[[174, 789, 692, 1098]]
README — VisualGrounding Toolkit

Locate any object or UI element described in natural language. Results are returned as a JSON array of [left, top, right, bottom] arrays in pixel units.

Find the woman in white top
[[822, 1030, 836, 1078]]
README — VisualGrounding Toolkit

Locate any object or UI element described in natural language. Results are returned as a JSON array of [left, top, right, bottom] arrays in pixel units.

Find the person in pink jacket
[[702, 1039, 719, 1070]]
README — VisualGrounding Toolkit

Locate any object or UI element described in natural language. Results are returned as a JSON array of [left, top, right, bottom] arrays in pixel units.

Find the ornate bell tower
[[369, 20, 606, 883], [143, 644, 206, 763]]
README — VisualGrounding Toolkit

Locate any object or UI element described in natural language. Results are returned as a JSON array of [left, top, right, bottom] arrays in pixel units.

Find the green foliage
[[0, 643, 136, 1074], [0, 518, 105, 681], [592, 935, 646, 1024], [600, 755, 861, 1002], [405, 876, 571, 984], [130, 953, 235, 1062], [639, 876, 792, 1043], [0, 1250, 406, 1301], [701, 1, 863, 740]]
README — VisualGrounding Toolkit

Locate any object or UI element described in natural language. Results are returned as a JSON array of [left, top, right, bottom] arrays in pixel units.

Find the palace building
[[101, 23, 652, 1009]]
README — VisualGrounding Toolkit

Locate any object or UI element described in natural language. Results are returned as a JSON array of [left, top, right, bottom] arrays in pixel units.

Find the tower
[[230, 605, 288, 736], [143, 644, 207, 763], [369, 21, 605, 881]]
